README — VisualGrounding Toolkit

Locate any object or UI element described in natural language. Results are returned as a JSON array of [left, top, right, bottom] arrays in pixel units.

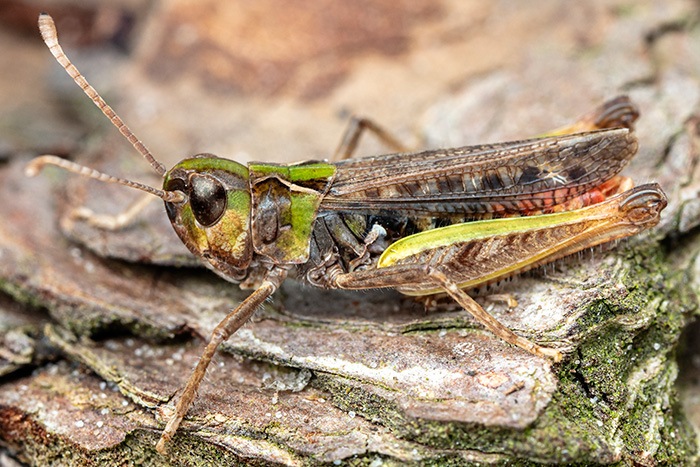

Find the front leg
[[71, 191, 156, 230], [156, 266, 289, 454]]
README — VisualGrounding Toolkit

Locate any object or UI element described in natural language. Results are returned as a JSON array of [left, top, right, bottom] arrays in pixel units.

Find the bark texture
[[0, 0, 699, 465]]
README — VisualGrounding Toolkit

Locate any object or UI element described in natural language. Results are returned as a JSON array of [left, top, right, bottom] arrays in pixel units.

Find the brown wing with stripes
[[320, 128, 637, 217]]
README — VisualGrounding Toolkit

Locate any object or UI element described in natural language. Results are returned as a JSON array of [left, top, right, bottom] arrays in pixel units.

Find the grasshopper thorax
[[163, 155, 254, 278]]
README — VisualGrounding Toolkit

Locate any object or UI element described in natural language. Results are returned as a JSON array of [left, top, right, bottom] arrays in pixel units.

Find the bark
[[0, 0, 699, 465]]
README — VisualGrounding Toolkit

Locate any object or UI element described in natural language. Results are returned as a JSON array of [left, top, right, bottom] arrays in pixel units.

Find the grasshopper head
[[30, 14, 257, 282], [163, 155, 253, 277]]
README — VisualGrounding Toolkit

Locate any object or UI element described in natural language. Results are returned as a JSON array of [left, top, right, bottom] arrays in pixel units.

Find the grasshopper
[[28, 13, 667, 454]]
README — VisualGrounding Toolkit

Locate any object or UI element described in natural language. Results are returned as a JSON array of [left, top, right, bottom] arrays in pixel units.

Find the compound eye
[[189, 174, 227, 227]]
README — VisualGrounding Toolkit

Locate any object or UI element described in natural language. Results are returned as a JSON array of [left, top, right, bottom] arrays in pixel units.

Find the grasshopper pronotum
[[27, 13, 667, 453]]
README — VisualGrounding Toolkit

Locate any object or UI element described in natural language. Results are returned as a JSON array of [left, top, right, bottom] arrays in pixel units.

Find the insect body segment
[[163, 156, 253, 278], [248, 161, 336, 263], [29, 13, 668, 455]]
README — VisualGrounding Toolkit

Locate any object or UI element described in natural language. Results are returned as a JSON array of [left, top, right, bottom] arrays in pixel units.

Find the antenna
[[37, 12, 167, 177], [26, 155, 184, 203]]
